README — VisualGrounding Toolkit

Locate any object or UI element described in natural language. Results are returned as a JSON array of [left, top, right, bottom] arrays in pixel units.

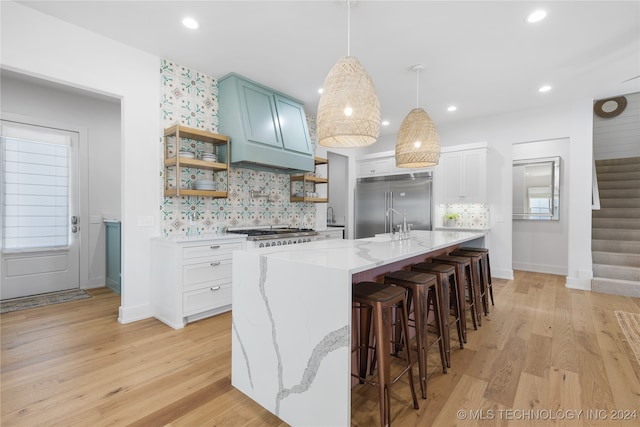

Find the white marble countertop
[[435, 226, 491, 232], [241, 230, 486, 275], [231, 228, 487, 426], [151, 233, 247, 243]]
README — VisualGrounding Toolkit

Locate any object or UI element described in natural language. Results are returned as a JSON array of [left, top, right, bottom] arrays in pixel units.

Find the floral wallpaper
[[160, 59, 317, 236]]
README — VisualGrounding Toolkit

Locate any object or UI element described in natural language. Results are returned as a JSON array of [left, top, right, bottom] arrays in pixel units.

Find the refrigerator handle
[[384, 192, 388, 234], [389, 191, 393, 232]]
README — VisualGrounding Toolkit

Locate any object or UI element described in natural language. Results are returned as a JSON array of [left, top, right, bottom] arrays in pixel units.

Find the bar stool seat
[[460, 247, 494, 306], [411, 262, 464, 368], [431, 254, 479, 336], [383, 270, 447, 399], [352, 281, 419, 426]]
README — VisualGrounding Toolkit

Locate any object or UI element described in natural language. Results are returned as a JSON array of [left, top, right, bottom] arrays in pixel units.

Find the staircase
[[591, 157, 640, 297]]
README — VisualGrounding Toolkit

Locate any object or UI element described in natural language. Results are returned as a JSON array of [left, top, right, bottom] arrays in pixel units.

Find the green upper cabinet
[[218, 73, 314, 174], [274, 95, 312, 155], [239, 80, 281, 148]]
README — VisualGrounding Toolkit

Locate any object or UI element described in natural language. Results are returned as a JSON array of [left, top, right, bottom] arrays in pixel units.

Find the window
[[528, 187, 552, 220], [2, 124, 72, 250]]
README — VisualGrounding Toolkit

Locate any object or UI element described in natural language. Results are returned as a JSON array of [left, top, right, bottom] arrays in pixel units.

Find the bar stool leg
[[448, 272, 464, 350], [358, 304, 372, 383], [428, 283, 447, 374], [485, 253, 494, 306], [414, 286, 428, 398], [464, 264, 479, 330], [371, 301, 392, 426]]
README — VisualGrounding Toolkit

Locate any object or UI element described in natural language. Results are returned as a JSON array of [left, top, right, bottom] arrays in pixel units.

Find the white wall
[[437, 101, 593, 288], [327, 152, 348, 226], [362, 101, 594, 287], [1, 72, 122, 288], [512, 139, 570, 275], [1, 1, 161, 322], [593, 91, 640, 160]]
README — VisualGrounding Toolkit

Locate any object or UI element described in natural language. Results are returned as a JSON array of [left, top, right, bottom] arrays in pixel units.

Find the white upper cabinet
[[356, 157, 393, 177], [356, 151, 433, 178], [435, 143, 488, 204]]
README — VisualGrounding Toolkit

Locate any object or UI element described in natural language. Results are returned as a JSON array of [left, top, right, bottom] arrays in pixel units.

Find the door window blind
[[2, 125, 71, 250]]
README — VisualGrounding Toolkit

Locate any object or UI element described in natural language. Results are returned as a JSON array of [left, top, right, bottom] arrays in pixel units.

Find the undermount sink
[[359, 234, 395, 243]]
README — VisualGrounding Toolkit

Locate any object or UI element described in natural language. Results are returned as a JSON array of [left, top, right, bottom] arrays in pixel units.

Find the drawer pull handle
[[210, 261, 221, 267], [210, 286, 221, 291], [210, 245, 221, 249]]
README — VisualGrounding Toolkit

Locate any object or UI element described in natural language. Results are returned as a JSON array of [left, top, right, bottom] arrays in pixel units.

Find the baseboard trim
[[85, 277, 105, 289], [118, 303, 152, 324], [566, 277, 592, 291], [492, 269, 514, 280], [512, 262, 567, 276]]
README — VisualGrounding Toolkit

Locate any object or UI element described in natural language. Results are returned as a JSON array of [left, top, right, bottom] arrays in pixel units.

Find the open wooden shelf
[[163, 124, 230, 198], [289, 156, 329, 203]]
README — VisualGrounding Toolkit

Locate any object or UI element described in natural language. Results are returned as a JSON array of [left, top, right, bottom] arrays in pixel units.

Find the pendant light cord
[[415, 67, 420, 108], [347, 0, 351, 56]]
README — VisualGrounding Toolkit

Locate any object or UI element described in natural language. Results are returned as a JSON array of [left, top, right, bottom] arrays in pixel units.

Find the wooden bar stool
[[460, 247, 494, 306], [450, 250, 489, 316], [411, 262, 464, 368], [352, 281, 419, 426], [383, 270, 447, 399], [431, 254, 479, 337]]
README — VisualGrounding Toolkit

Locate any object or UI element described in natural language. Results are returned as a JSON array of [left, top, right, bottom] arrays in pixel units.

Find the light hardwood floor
[[2, 271, 639, 426]]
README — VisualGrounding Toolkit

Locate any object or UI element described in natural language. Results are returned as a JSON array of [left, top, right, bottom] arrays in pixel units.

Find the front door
[[1, 120, 80, 299]]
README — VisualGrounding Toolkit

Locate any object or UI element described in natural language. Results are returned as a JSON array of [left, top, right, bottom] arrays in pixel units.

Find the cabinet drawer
[[183, 283, 232, 315], [182, 242, 243, 259], [182, 259, 232, 287]]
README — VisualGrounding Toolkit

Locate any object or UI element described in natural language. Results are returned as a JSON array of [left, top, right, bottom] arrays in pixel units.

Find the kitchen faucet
[[386, 208, 410, 240], [327, 206, 335, 224], [385, 208, 400, 237]]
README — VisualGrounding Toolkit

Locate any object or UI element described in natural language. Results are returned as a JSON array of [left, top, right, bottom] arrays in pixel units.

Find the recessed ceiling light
[[318, 88, 324, 94], [538, 85, 552, 93], [447, 106, 457, 112], [182, 17, 199, 29], [381, 120, 390, 126], [527, 10, 547, 23]]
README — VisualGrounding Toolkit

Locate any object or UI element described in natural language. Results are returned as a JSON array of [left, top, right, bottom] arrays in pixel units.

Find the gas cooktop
[[227, 227, 317, 241]]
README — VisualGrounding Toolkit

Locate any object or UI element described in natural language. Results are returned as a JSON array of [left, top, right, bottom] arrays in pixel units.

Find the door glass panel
[[2, 125, 71, 250]]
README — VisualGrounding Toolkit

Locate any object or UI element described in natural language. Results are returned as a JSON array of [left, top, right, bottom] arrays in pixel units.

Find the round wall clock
[[594, 96, 627, 118]]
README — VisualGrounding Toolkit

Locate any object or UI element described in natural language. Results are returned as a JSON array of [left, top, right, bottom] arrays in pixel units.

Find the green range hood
[[218, 73, 314, 174]]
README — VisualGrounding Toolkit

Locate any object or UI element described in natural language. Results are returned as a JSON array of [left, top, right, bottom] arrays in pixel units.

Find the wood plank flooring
[[2, 271, 639, 426]]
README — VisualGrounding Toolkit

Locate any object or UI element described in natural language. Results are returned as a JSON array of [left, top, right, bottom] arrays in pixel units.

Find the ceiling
[[16, 1, 640, 138]]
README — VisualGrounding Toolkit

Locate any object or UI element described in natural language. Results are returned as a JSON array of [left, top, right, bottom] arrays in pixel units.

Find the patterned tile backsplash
[[160, 59, 317, 236], [441, 203, 490, 228]]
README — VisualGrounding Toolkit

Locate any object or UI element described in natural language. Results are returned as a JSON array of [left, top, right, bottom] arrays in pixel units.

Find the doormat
[[1, 289, 92, 314], [615, 310, 640, 365]]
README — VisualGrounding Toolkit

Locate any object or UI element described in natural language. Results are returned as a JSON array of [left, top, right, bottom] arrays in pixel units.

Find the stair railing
[[592, 159, 601, 210]]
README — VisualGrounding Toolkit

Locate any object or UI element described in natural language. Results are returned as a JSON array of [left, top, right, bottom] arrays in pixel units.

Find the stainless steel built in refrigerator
[[355, 172, 432, 239]]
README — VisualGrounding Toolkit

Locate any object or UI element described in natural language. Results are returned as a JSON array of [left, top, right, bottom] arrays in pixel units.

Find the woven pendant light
[[317, 1, 380, 148], [396, 65, 440, 167]]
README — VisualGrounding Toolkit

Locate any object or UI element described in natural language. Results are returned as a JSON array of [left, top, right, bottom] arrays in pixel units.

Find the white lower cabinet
[[151, 237, 245, 329]]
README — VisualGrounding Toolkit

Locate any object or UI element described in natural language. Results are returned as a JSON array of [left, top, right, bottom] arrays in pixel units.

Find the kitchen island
[[231, 230, 486, 426]]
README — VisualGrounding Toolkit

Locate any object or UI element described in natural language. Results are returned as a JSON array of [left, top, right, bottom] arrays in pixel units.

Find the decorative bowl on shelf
[[192, 179, 216, 190]]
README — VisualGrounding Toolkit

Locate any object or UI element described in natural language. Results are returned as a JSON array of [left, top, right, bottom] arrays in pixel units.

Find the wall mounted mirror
[[513, 156, 560, 220]]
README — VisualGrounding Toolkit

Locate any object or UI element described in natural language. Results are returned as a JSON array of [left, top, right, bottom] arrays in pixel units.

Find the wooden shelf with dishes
[[290, 157, 329, 203], [163, 125, 230, 198]]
